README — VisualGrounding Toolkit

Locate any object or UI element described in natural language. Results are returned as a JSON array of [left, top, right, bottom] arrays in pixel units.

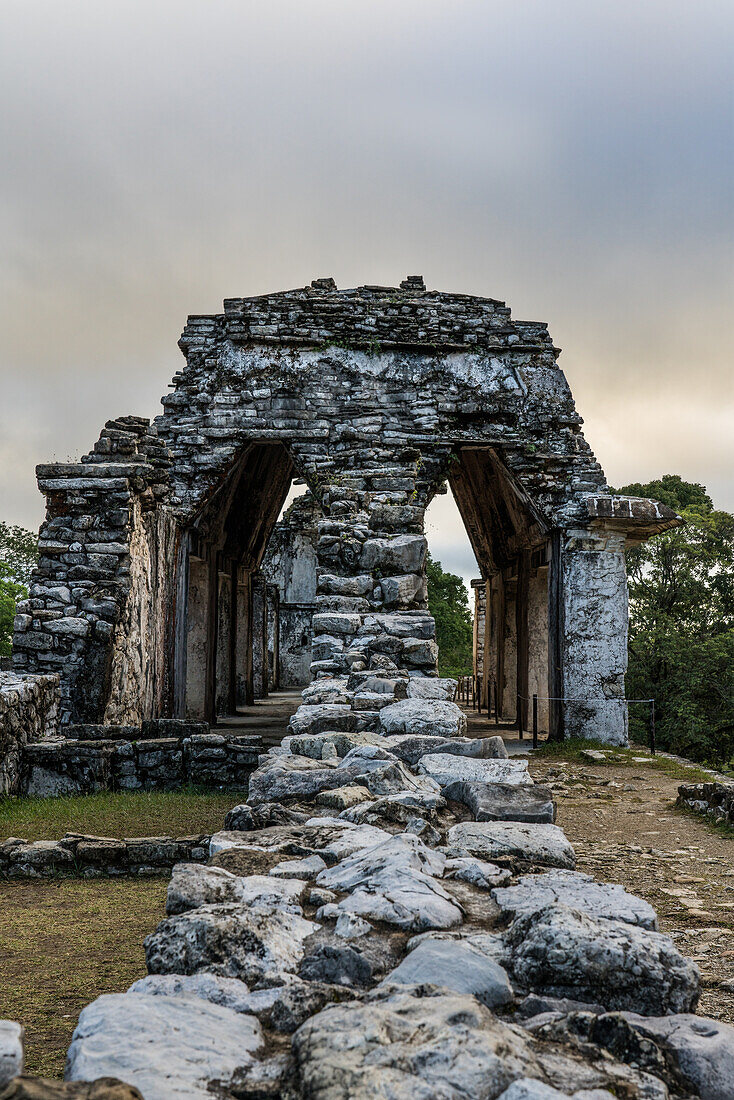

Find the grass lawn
[[0, 788, 249, 1079], [0, 786, 247, 842], [0, 876, 167, 1079]]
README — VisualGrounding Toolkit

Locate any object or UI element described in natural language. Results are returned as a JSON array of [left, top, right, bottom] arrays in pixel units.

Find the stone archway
[[14, 277, 679, 741]]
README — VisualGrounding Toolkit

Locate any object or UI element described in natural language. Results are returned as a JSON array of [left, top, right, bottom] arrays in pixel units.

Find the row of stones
[[13, 683, 731, 1098], [194, 280, 556, 354], [0, 833, 209, 879], [20, 732, 260, 799], [677, 781, 734, 827]]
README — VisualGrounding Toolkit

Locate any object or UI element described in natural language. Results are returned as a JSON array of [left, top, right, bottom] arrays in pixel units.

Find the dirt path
[[529, 754, 734, 1023]]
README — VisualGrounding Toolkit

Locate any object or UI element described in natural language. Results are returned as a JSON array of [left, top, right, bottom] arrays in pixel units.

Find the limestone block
[[623, 1013, 734, 1100], [382, 939, 514, 1008], [65, 992, 263, 1100], [506, 904, 699, 1015], [379, 699, 466, 738], [0, 1020, 24, 1087], [443, 780, 555, 823], [360, 535, 426, 574], [406, 677, 457, 700], [379, 574, 425, 608], [447, 821, 575, 869], [419, 755, 533, 789], [492, 870, 657, 929], [144, 901, 318, 984], [165, 862, 303, 915]]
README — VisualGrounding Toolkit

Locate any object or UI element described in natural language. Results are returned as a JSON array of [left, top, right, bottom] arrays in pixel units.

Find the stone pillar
[[185, 556, 209, 720], [267, 584, 280, 691], [252, 576, 268, 698], [214, 566, 232, 717], [527, 562, 549, 734], [235, 569, 253, 707], [501, 581, 517, 720], [560, 528, 629, 745], [471, 580, 486, 696], [311, 471, 436, 682]]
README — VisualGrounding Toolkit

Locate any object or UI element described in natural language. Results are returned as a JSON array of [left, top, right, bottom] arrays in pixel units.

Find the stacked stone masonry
[[5, 674, 732, 1097], [10, 278, 679, 747], [4, 278, 728, 1098], [0, 671, 59, 795]]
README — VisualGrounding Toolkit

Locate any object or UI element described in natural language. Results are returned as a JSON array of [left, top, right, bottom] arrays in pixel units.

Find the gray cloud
[[2, 0, 732, 592]]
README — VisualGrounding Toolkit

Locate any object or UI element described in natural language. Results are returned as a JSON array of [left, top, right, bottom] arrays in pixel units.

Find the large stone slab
[[444, 780, 554, 822], [447, 822, 576, 869], [288, 704, 355, 736], [291, 985, 652, 1099], [316, 834, 462, 932], [385, 735, 507, 767], [65, 992, 262, 1100], [144, 900, 318, 985], [128, 973, 262, 1015], [209, 819, 392, 867], [165, 862, 303, 915], [406, 678, 457, 701], [419, 755, 533, 788], [378, 699, 467, 738], [493, 871, 657, 930], [382, 939, 514, 1008], [0, 1020, 24, 1087], [506, 905, 699, 1016], [623, 1013, 734, 1100], [246, 754, 363, 805]]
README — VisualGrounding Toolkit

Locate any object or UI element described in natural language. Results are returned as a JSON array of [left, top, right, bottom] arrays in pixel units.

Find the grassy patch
[[532, 738, 716, 782], [0, 787, 246, 842], [0, 877, 166, 1079]]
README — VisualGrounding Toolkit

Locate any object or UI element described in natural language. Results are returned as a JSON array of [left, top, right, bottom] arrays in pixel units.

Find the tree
[[425, 553, 473, 678], [614, 477, 734, 766], [0, 522, 38, 657]]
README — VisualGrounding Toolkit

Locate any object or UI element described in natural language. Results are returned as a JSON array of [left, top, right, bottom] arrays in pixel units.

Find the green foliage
[[0, 522, 38, 657], [614, 476, 734, 767], [425, 552, 473, 678]]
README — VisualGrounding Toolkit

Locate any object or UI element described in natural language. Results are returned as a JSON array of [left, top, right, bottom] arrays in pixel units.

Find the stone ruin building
[[6, 279, 733, 1100], [6, 275, 679, 769]]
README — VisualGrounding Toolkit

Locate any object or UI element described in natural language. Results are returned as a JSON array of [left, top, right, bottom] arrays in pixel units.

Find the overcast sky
[[1, 1, 732, 589]]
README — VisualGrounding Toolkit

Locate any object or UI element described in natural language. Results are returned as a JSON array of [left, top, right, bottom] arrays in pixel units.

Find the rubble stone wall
[[20, 729, 259, 798], [0, 671, 59, 795], [13, 280, 680, 741]]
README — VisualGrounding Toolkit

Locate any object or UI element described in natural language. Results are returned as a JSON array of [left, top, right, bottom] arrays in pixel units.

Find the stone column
[[560, 527, 629, 745], [185, 556, 209, 720], [527, 563, 550, 733]]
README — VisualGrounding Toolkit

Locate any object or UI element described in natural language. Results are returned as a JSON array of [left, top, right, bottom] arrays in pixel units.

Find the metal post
[[477, 676, 482, 715], [494, 679, 499, 726], [650, 700, 656, 755], [517, 692, 523, 739], [532, 693, 538, 749]]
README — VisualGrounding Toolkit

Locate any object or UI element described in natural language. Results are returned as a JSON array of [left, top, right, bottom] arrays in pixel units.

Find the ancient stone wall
[[0, 671, 59, 795], [13, 279, 680, 741], [20, 727, 259, 798]]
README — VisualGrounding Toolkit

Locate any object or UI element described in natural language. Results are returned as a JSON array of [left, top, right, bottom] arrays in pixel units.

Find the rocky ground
[[2, 686, 733, 1098], [530, 753, 734, 1025]]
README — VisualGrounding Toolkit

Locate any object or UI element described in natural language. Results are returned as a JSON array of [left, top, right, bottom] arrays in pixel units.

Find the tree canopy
[[0, 522, 38, 657], [425, 552, 473, 679], [614, 476, 734, 768]]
